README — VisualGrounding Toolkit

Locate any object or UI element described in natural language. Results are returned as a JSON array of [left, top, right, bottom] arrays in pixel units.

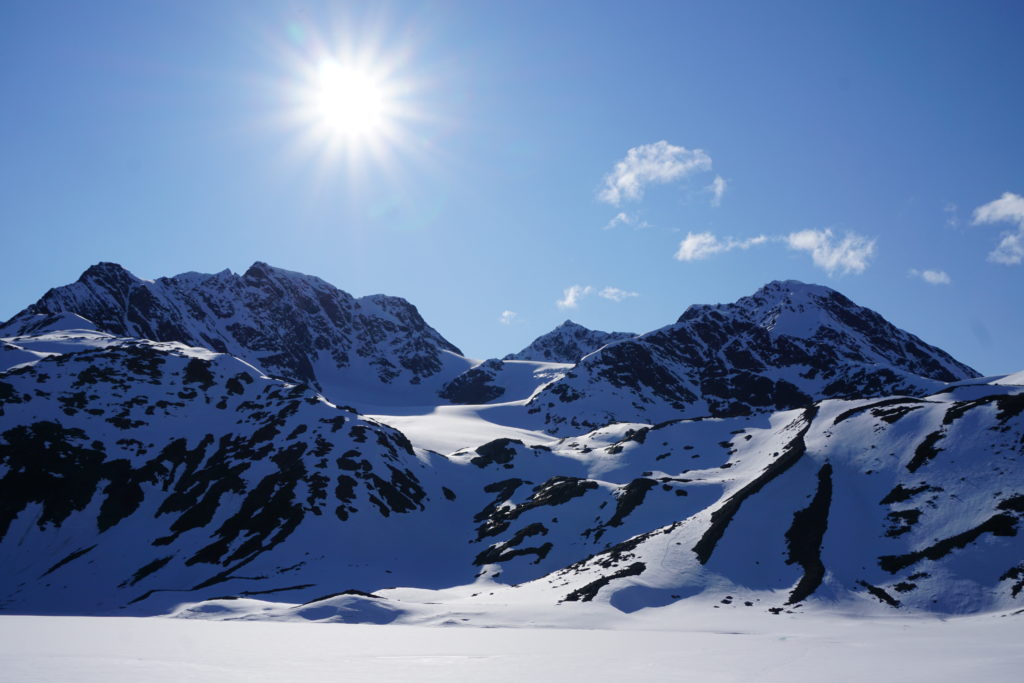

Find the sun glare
[[274, 23, 430, 174], [314, 61, 387, 138]]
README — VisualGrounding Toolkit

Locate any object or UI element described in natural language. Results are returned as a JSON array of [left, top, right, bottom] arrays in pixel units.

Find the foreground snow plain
[[2, 609, 1022, 682]]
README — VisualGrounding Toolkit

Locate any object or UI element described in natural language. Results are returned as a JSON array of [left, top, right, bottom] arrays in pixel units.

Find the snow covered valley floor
[[2, 610, 1022, 682]]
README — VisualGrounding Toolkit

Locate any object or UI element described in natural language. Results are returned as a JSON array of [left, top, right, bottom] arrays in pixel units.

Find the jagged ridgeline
[[1, 263, 1020, 617], [0, 262, 469, 404], [523, 280, 981, 432]]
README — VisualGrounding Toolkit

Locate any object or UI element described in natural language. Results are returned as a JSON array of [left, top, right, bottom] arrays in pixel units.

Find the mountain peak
[[243, 261, 271, 277], [678, 279, 867, 340], [504, 320, 634, 363], [751, 278, 837, 301], [242, 261, 328, 286], [78, 261, 143, 285], [680, 279, 835, 321]]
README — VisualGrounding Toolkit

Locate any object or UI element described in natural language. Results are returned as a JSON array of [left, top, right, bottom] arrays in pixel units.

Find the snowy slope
[[2, 332, 1019, 615], [0, 262, 471, 404], [527, 280, 981, 433], [507, 384, 1024, 614], [0, 337, 488, 614]]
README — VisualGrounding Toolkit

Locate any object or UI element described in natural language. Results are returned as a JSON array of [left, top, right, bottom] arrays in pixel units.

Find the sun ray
[[249, 14, 458, 208]]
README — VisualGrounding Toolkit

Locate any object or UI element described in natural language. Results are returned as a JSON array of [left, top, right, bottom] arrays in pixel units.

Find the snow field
[[1, 612, 1022, 682]]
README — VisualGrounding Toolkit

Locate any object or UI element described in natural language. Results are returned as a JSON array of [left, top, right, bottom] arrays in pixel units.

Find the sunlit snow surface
[[2, 610, 1022, 682]]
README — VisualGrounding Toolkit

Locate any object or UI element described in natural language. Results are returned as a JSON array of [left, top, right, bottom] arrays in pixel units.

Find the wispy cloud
[[674, 232, 768, 261], [556, 284, 638, 308], [708, 175, 727, 207], [499, 310, 518, 325], [972, 192, 1024, 265], [785, 228, 875, 275], [556, 285, 593, 309], [673, 228, 875, 275], [601, 212, 650, 230], [602, 212, 632, 230], [910, 269, 952, 285], [598, 141, 712, 206], [598, 286, 639, 302]]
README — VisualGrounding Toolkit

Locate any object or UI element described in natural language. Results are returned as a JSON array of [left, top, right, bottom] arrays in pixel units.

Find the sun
[[274, 26, 428, 173], [313, 60, 388, 139]]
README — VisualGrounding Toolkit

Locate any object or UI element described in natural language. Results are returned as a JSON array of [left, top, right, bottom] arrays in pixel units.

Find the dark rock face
[[504, 320, 634, 363], [0, 262, 464, 398], [784, 463, 833, 604], [439, 359, 506, 404], [528, 281, 980, 433]]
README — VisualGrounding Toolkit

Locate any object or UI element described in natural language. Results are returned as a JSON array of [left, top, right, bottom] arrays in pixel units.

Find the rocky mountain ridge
[[0, 262, 468, 405], [526, 280, 979, 433]]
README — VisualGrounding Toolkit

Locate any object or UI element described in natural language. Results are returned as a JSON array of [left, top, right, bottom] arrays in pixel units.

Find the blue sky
[[1, 0, 1022, 374]]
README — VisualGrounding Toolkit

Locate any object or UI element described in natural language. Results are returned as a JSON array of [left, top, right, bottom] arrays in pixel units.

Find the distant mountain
[[0, 262, 469, 403], [527, 280, 980, 433], [438, 357, 571, 405], [504, 320, 634, 363], [439, 320, 632, 405]]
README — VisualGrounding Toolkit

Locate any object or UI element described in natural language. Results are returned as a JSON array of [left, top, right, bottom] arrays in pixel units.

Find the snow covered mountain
[[1, 265, 1019, 620], [510, 382, 1024, 614], [503, 320, 634, 363], [0, 333, 481, 614], [0, 262, 469, 404], [527, 280, 980, 433]]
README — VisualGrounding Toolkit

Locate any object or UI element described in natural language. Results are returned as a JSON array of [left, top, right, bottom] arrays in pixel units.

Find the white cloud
[[708, 175, 727, 207], [674, 232, 768, 261], [675, 233, 720, 261], [499, 310, 518, 325], [972, 192, 1024, 265], [972, 192, 1024, 227], [598, 286, 639, 302], [786, 228, 875, 275], [674, 228, 875, 275], [598, 141, 712, 206], [988, 232, 1024, 265], [556, 285, 593, 309], [910, 269, 952, 285]]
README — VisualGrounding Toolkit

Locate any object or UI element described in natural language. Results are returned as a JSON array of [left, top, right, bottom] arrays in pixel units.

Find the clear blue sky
[[1, 1, 1022, 374]]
